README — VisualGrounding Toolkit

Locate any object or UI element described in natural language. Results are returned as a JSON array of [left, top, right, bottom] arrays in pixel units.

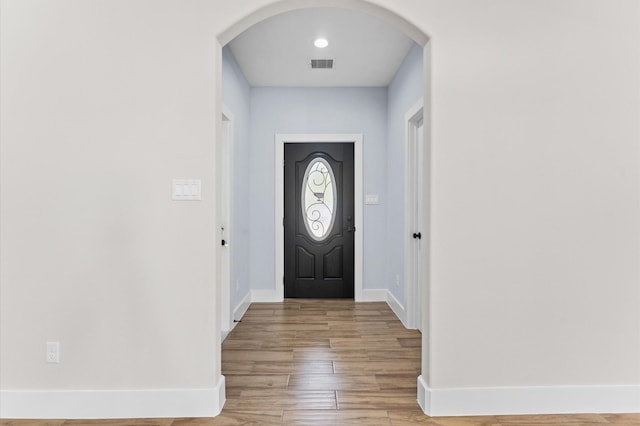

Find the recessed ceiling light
[[314, 38, 329, 48]]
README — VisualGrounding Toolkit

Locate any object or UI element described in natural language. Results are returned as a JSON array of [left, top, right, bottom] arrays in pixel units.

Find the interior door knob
[[412, 232, 422, 240]]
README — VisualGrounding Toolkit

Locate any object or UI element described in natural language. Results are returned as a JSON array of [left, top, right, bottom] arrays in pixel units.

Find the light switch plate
[[365, 194, 379, 205], [172, 179, 202, 201]]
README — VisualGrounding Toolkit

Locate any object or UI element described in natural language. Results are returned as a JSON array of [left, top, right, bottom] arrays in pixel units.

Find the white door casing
[[275, 134, 364, 301]]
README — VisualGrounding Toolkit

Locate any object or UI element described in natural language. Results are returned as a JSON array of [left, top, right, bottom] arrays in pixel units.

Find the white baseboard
[[250, 289, 283, 303], [360, 288, 387, 302], [216, 375, 226, 415], [221, 292, 252, 341], [0, 376, 226, 419], [250, 288, 389, 304], [417, 375, 429, 413], [385, 289, 407, 327], [249, 288, 388, 304], [418, 381, 640, 416], [249, 288, 390, 304], [233, 291, 252, 321]]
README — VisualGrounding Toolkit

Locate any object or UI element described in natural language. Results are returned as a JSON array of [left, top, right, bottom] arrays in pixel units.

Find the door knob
[[412, 232, 421, 240]]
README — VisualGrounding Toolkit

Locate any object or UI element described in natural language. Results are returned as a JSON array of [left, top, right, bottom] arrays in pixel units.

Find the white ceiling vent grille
[[310, 59, 334, 69]]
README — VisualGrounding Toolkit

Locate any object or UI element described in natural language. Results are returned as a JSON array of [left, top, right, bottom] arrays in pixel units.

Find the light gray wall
[[0, 0, 221, 392], [249, 87, 388, 291], [386, 43, 424, 305], [423, 0, 639, 388], [221, 46, 252, 310]]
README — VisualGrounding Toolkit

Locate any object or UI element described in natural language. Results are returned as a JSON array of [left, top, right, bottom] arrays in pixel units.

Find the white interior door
[[219, 109, 233, 338], [405, 101, 424, 331], [414, 119, 424, 332]]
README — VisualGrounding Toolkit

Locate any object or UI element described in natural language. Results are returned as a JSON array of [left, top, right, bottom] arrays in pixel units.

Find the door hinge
[[283, 217, 285, 227]]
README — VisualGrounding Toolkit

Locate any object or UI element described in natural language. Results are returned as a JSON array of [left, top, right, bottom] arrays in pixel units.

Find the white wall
[[249, 87, 389, 292], [422, 0, 640, 393], [0, 0, 223, 418], [1, 0, 638, 419], [221, 46, 252, 313], [386, 43, 424, 306]]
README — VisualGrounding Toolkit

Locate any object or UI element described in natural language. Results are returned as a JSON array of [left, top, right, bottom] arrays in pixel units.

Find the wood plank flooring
[[222, 299, 421, 416], [2, 299, 639, 425]]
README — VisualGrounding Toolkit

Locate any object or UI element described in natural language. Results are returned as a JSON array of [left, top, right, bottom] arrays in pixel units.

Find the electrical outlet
[[46, 342, 60, 363], [395, 274, 400, 287]]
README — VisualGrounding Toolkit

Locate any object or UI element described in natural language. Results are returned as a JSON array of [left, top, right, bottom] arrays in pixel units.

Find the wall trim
[[0, 377, 226, 419], [251, 289, 283, 303], [250, 289, 392, 304], [233, 291, 252, 321], [222, 291, 252, 341], [418, 382, 640, 416], [221, 328, 232, 342], [360, 288, 386, 302], [417, 374, 429, 413], [217, 0, 429, 47], [385, 289, 407, 327]]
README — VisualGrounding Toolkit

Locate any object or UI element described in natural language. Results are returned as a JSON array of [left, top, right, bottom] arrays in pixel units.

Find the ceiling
[[227, 7, 415, 87]]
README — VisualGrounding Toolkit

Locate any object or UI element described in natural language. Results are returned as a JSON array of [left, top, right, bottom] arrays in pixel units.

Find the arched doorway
[[215, 0, 432, 414], [217, 0, 429, 47]]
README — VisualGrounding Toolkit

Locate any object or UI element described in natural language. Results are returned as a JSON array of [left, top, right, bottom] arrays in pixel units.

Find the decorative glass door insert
[[301, 158, 336, 241]]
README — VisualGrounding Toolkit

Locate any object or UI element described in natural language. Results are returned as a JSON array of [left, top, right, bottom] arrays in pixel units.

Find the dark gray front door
[[284, 143, 354, 298]]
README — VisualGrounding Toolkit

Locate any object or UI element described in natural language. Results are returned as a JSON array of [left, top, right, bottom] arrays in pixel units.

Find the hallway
[[221, 299, 422, 424]]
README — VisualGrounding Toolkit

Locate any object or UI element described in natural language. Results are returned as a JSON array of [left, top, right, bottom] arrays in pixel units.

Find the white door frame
[[404, 99, 424, 330], [219, 105, 234, 338], [275, 134, 364, 301]]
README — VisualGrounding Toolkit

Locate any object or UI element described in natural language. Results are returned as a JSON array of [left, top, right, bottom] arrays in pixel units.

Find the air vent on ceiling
[[310, 59, 334, 69]]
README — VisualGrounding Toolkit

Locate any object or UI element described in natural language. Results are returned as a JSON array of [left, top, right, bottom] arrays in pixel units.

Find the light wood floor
[[2, 299, 639, 425]]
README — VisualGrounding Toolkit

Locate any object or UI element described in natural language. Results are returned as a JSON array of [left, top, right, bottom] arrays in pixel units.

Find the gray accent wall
[[221, 47, 252, 309], [386, 43, 424, 305], [223, 45, 423, 305], [249, 87, 388, 292]]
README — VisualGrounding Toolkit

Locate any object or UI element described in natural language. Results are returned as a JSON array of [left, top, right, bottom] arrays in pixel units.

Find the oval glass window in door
[[301, 158, 337, 240]]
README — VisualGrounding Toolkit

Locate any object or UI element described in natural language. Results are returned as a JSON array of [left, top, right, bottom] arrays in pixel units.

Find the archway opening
[[215, 0, 432, 415]]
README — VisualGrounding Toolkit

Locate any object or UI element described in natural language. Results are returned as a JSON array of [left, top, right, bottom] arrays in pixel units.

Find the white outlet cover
[[46, 342, 60, 363]]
